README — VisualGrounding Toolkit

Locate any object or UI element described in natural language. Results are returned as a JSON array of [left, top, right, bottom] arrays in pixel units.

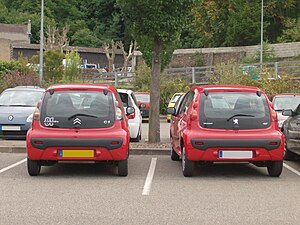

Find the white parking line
[[142, 158, 157, 196], [0, 158, 27, 174], [283, 163, 300, 176]]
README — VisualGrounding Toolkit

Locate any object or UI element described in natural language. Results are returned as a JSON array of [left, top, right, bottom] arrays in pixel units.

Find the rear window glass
[[40, 91, 115, 129], [135, 93, 150, 102], [200, 92, 271, 130], [273, 96, 300, 111]]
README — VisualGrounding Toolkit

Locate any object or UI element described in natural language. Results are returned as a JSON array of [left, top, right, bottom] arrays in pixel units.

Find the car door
[[173, 91, 195, 152]]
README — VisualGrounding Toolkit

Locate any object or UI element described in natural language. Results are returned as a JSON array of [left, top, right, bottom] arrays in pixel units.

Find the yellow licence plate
[[60, 150, 94, 158]]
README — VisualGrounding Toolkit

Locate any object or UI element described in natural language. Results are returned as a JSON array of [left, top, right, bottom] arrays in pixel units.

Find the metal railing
[[84, 60, 300, 87]]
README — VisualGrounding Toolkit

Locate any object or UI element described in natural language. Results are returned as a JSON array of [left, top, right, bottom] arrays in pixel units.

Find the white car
[[117, 89, 142, 142]]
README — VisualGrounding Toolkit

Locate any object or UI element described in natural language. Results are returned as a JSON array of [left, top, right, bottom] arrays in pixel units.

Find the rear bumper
[[27, 138, 129, 161], [185, 138, 284, 161], [140, 109, 149, 118]]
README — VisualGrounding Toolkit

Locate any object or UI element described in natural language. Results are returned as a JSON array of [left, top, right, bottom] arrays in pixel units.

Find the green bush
[[63, 49, 81, 82], [212, 62, 300, 96], [30, 50, 65, 83], [0, 60, 23, 74]]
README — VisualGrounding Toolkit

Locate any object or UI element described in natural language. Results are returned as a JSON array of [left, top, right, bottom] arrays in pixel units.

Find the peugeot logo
[[8, 115, 14, 121], [73, 118, 81, 125], [233, 118, 239, 125]]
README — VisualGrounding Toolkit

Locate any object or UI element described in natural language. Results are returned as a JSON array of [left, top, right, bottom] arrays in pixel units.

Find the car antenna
[[103, 89, 108, 95], [49, 89, 54, 95], [256, 90, 261, 97], [204, 89, 208, 96]]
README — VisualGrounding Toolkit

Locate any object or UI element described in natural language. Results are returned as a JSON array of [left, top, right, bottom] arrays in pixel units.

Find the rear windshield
[[135, 93, 150, 102], [200, 92, 271, 130], [273, 96, 300, 111], [40, 91, 115, 129]]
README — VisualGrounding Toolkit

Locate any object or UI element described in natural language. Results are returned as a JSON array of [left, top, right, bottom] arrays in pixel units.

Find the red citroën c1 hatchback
[[26, 84, 134, 176]]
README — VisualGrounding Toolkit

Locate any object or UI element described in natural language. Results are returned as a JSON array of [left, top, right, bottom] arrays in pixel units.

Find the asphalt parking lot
[[0, 153, 299, 225]]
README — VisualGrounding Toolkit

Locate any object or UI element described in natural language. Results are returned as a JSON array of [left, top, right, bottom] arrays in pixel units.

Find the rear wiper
[[8, 104, 34, 107], [227, 114, 254, 121], [68, 113, 98, 120]]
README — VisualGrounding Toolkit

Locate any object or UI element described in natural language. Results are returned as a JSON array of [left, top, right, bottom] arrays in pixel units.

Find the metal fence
[[84, 60, 300, 87]]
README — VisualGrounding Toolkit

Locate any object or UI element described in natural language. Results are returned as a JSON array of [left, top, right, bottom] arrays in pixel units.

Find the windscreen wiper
[[68, 113, 98, 120], [227, 114, 254, 121], [8, 104, 34, 107]]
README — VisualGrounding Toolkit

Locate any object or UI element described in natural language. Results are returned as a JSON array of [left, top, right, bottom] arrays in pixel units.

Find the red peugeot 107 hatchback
[[168, 85, 284, 177], [26, 84, 134, 176]]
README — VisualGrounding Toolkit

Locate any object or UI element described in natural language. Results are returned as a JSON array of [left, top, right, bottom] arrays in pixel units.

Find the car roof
[[272, 93, 300, 97], [193, 85, 263, 93], [5, 86, 45, 92], [46, 84, 115, 92], [117, 89, 133, 94], [135, 91, 150, 94]]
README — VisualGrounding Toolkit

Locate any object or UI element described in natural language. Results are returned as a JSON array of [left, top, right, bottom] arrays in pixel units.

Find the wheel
[[182, 146, 194, 177], [171, 146, 180, 161], [284, 138, 296, 161], [118, 159, 128, 176], [131, 127, 141, 142], [27, 159, 41, 176], [267, 160, 283, 177]]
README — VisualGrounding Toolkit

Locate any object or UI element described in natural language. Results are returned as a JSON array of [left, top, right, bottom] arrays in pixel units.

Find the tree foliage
[[0, 0, 300, 49]]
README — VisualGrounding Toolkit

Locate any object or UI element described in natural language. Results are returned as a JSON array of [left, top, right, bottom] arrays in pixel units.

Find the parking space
[[0, 153, 299, 224]]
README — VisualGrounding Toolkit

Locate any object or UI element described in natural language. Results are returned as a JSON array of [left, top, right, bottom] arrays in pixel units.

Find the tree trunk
[[149, 36, 162, 143]]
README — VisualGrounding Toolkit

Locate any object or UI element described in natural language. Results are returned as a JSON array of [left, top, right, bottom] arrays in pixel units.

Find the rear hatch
[[40, 90, 115, 129]]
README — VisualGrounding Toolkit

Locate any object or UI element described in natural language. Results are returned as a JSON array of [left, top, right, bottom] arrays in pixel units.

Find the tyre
[[182, 146, 194, 177], [131, 127, 141, 142], [267, 160, 283, 177], [171, 147, 180, 161], [118, 159, 128, 176], [27, 159, 41, 176]]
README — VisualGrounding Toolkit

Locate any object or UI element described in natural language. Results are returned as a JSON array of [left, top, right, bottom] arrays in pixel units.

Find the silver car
[[0, 86, 44, 139]]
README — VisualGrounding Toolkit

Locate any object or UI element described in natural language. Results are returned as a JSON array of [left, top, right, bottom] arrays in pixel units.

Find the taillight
[[271, 109, 277, 122], [114, 100, 123, 120], [33, 108, 40, 121], [127, 111, 136, 120]]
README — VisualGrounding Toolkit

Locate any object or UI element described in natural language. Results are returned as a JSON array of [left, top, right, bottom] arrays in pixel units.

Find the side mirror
[[282, 109, 293, 117], [167, 107, 176, 115], [139, 103, 146, 109], [126, 106, 135, 115]]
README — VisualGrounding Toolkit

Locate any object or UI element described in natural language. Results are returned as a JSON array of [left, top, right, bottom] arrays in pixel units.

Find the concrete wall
[[0, 32, 29, 43], [135, 42, 300, 68], [0, 39, 11, 60]]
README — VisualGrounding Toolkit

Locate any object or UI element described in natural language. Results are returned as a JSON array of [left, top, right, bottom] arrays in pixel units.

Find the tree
[[102, 40, 118, 72], [71, 28, 101, 47], [117, 0, 196, 143], [116, 40, 137, 76], [44, 25, 70, 52], [278, 18, 300, 42]]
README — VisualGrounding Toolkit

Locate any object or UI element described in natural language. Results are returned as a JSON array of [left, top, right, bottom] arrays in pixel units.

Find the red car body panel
[[170, 85, 284, 162], [26, 84, 130, 162]]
